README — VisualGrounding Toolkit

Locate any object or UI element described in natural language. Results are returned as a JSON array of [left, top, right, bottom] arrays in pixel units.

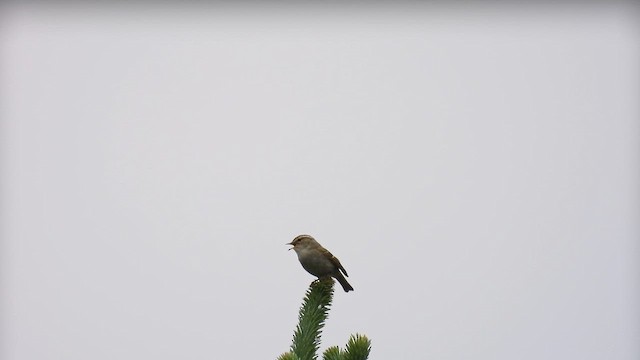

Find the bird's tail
[[334, 272, 354, 292]]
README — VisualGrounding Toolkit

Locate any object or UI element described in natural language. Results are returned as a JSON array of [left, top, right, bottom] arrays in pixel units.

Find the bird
[[287, 234, 354, 292]]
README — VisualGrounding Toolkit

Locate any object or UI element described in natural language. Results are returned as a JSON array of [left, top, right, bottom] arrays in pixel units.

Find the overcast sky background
[[1, 2, 639, 360]]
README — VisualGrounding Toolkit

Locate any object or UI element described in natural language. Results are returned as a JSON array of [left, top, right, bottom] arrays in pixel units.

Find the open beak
[[286, 242, 293, 250]]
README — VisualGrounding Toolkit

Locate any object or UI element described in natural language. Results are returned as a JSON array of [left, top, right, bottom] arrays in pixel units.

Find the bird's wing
[[320, 247, 349, 277]]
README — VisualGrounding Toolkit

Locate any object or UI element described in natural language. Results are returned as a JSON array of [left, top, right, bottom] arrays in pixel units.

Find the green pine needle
[[278, 351, 301, 360], [322, 346, 343, 360], [281, 278, 371, 360], [290, 278, 335, 360], [343, 334, 371, 360]]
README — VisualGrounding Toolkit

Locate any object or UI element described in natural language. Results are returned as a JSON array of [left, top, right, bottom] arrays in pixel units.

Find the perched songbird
[[287, 234, 354, 292]]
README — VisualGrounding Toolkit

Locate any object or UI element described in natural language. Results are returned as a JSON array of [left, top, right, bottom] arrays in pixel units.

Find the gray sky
[[1, 3, 639, 359]]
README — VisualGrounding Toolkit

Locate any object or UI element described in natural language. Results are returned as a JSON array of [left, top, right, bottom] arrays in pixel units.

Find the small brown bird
[[287, 234, 354, 292]]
